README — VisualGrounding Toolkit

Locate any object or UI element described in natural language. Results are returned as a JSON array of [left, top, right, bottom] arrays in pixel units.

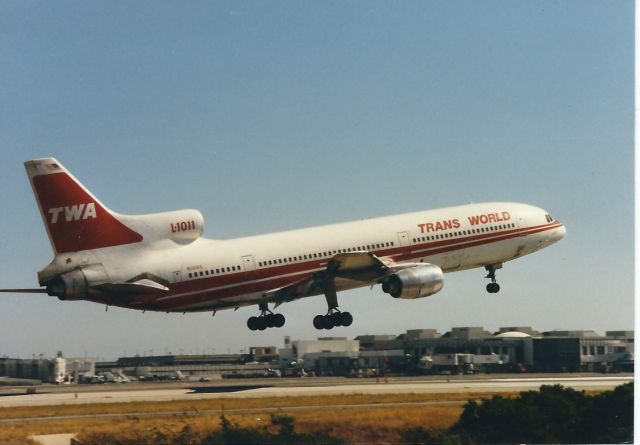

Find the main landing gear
[[313, 310, 353, 330], [312, 280, 353, 330], [485, 264, 502, 293], [247, 302, 285, 331]]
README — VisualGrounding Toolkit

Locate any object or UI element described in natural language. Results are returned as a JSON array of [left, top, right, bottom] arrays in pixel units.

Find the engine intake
[[381, 264, 444, 299], [44, 264, 110, 301], [46, 269, 88, 301]]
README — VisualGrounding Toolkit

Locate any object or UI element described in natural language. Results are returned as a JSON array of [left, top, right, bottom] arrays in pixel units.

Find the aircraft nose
[[553, 222, 566, 241]]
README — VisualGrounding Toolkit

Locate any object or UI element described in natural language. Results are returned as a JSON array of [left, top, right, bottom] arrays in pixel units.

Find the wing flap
[[330, 252, 391, 281], [264, 276, 315, 306]]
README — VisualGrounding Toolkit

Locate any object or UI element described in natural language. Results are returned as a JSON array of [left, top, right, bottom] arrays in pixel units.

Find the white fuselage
[[55, 201, 565, 312]]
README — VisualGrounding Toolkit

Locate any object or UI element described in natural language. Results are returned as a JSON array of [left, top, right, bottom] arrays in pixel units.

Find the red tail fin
[[25, 158, 143, 254]]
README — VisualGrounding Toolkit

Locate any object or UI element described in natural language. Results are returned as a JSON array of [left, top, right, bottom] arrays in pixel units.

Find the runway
[[0, 375, 632, 408]]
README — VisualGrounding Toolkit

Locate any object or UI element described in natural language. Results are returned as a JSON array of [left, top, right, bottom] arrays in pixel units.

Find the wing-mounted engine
[[122, 209, 204, 245], [380, 263, 444, 299]]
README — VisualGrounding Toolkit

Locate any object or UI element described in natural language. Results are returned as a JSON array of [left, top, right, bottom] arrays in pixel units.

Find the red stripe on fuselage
[[101, 221, 563, 311]]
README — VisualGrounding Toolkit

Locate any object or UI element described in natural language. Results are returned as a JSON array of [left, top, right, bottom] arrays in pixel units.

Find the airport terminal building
[[99, 326, 633, 379], [0, 327, 633, 383], [277, 327, 633, 376]]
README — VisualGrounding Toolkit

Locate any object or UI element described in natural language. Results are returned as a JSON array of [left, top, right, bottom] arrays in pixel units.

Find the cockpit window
[[545, 214, 554, 223]]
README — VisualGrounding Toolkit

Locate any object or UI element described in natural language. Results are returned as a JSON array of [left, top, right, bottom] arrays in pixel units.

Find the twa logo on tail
[[48, 203, 97, 224], [25, 158, 143, 253]]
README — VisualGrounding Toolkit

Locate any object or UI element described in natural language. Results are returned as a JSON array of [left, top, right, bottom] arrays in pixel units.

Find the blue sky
[[0, 1, 633, 359]]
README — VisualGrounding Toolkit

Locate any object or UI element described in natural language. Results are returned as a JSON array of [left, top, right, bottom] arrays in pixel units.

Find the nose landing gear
[[485, 263, 502, 293]]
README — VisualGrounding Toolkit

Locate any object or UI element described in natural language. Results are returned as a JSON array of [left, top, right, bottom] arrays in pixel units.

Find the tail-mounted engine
[[44, 264, 110, 301], [381, 264, 444, 299]]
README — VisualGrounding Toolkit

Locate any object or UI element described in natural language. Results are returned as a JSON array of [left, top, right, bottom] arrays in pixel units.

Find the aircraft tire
[[340, 312, 353, 327], [330, 312, 343, 327], [313, 315, 325, 330], [265, 314, 276, 328], [323, 316, 335, 330], [486, 283, 500, 293], [274, 313, 285, 328], [247, 316, 259, 331], [256, 317, 268, 330]]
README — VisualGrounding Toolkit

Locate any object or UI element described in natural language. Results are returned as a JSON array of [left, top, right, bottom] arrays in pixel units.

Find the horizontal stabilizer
[[0, 288, 48, 293], [93, 279, 169, 295]]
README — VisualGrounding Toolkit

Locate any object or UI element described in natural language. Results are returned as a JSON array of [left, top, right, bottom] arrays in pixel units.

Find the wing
[[264, 251, 397, 306]]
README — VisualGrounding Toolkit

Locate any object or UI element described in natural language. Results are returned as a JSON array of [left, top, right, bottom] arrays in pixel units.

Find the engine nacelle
[[381, 264, 444, 299], [44, 264, 110, 301], [46, 268, 88, 301]]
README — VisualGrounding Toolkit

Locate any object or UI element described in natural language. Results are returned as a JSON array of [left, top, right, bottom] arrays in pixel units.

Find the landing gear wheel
[[273, 313, 285, 328], [484, 264, 502, 294], [330, 312, 344, 327], [264, 314, 276, 328], [312, 314, 334, 330], [486, 282, 500, 293], [247, 316, 259, 331], [247, 306, 286, 331], [313, 311, 353, 330], [314, 276, 354, 330], [339, 311, 353, 327]]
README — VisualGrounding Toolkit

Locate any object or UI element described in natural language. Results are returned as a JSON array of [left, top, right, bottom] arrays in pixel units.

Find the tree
[[451, 383, 633, 444]]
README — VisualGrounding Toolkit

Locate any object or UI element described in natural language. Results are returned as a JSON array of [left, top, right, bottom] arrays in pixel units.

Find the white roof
[[495, 331, 532, 338]]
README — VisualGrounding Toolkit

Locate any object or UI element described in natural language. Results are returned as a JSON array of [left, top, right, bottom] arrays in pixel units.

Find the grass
[[1, 389, 596, 444], [0, 391, 511, 419]]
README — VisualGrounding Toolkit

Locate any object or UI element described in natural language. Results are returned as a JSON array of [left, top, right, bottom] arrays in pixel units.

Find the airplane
[[1, 158, 566, 331]]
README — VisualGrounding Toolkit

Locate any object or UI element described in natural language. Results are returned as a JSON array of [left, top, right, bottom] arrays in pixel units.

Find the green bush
[[450, 383, 633, 444]]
